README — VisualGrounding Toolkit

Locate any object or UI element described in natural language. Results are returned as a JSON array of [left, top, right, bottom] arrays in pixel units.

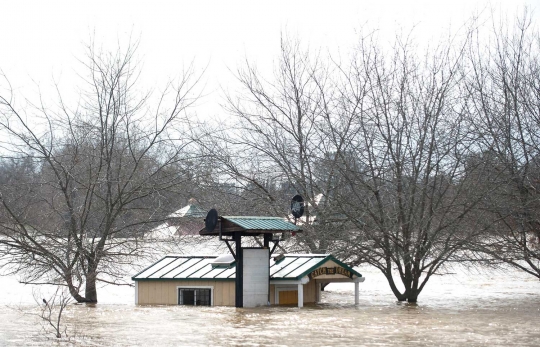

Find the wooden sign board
[[309, 266, 353, 279]]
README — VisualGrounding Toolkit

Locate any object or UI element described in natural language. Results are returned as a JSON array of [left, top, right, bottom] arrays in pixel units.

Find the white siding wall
[[242, 248, 269, 307]]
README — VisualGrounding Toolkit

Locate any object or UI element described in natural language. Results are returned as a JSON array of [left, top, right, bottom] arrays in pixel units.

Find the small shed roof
[[199, 216, 302, 236], [132, 254, 362, 281], [223, 216, 300, 231]]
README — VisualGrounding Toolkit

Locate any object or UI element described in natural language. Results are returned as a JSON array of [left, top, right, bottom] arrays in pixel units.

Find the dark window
[[178, 288, 211, 306], [182, 290, 195, 305]]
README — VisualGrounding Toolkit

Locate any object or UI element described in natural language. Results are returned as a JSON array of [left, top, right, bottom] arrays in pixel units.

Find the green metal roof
[[223, 216, 301, 231], [132, 254, 362, 281]]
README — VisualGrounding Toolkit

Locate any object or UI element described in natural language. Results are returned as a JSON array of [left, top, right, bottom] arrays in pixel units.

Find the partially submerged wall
[[136, 279, 319, 306], [269, 280, 317, 305], [137, 280, 235, 306]]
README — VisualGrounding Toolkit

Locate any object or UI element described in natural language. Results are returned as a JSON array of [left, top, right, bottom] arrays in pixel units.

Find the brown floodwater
[[1, 264, 539, 346]]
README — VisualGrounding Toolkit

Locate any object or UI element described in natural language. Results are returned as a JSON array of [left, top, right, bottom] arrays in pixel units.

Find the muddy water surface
[[1, 264, 539, 346]]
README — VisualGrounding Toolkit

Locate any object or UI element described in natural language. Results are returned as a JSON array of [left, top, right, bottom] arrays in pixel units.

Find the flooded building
[[132, 253, 364, 307]]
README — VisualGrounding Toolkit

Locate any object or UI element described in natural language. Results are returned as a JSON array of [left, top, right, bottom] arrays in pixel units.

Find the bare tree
[[209, 37, 351, 254], [465, 10, 540, 279], [0, 41, 202, 302], [214, 31, 493, 303], [326, 30, 491, 302], [33, 287, 71, 339]]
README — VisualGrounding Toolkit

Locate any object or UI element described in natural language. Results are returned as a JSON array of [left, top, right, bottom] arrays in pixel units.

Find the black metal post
[[270, 240, 279, 255], [263, 233, 271, 248], [235, 231, 243, 308], [263, 233, 272, 305]]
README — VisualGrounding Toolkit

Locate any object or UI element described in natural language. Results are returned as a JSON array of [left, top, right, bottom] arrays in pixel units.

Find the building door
[[279, 290, 298, 305]]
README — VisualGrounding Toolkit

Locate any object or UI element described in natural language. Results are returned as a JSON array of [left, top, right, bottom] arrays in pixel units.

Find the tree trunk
[[65, 272, 98, 303], [385, 272, 407, 301], [384, 271, 422, 302], [84, 271, 98, 303], [407, 287, 419, 303], [65, 276, 87, 303]]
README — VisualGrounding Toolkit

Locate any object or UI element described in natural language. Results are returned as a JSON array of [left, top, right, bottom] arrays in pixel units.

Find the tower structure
[[200, 213, 301, 307]]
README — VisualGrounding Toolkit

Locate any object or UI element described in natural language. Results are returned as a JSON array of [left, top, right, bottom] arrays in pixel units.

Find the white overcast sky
[[1, 0, 538, 119]]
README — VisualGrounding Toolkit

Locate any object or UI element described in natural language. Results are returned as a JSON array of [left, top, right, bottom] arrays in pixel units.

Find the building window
[[178, 288, 211, 306]]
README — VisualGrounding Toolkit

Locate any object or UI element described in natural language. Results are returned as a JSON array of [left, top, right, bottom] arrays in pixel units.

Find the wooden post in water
[[355, 281, 359, 305], [297, 283, 304, 308]]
